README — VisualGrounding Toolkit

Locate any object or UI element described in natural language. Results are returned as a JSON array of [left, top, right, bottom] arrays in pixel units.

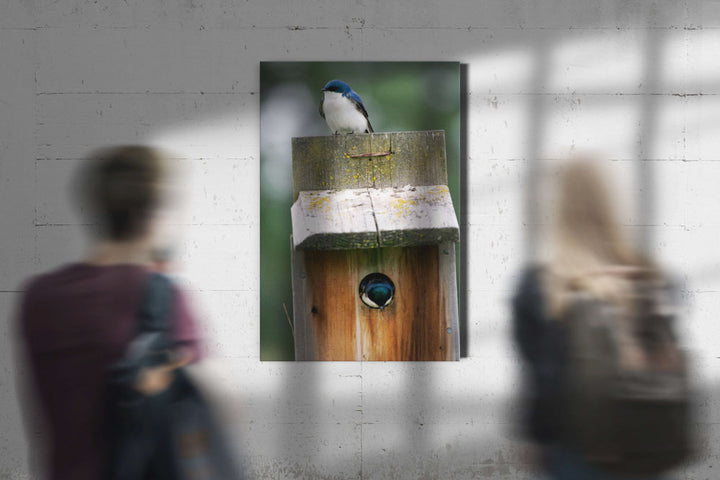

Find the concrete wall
[[2, 1, 719, 478]]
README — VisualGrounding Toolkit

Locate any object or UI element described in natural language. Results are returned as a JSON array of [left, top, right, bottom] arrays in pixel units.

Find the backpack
[[106, 273, 243, 480], [561, 274, 692, 476]]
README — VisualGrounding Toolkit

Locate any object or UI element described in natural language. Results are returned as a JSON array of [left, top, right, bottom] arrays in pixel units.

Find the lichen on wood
[[291, 185, 459, 250], [292, 130, 448, 201]]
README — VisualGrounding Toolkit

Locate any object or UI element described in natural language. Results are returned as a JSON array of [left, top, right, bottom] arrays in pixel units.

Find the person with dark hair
[[81, 145, 168, 241], [15, 146, 202, 480]]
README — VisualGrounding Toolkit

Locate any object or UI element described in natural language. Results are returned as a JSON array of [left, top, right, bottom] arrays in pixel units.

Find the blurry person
[[512, 158, 691, 480], [14, 146, 202, 480]]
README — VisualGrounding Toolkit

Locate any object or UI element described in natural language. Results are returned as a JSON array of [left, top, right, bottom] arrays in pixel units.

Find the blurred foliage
[[260, 62, 460, 360]]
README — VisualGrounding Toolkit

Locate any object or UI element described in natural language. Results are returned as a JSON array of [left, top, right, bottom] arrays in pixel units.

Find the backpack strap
[[112, 273, 175, 376], [136, 272, 175, 334]]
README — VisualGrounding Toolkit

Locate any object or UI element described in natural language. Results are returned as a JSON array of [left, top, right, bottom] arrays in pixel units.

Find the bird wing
[[345, 91, 373, 133], [318, 96, 325, 119], [346, 91, 369, 118]]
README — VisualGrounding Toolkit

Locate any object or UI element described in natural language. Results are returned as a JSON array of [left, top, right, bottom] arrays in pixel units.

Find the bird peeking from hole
[[359, 273, 394, 310], [319, 79, 373, 135]]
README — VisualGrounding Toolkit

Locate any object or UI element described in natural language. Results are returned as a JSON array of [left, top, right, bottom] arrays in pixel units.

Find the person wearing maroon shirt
[[15, 146, 202, 480]]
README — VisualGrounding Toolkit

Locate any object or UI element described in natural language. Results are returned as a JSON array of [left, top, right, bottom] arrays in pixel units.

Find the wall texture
[[1, 1, 719, 478]]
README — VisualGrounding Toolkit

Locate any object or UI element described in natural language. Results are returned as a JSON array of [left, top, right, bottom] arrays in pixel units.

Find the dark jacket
[[511, 267, 569, 445]]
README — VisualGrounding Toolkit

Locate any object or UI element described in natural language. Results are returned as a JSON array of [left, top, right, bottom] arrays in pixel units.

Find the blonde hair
[[544, 158, 655, 317]]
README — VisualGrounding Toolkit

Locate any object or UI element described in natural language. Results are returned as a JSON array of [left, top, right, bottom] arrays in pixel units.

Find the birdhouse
[[290, 131, 460, 361]]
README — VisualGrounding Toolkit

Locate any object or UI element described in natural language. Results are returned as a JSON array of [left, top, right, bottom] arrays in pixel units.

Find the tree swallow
[[319, 79, 374, 134], [359, 273, 394, 310]]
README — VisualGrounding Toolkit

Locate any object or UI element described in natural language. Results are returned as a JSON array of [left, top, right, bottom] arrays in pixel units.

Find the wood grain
[[292, 131, 448, 201], [294, 246, 456, 361], [290, 130, 459, 361]]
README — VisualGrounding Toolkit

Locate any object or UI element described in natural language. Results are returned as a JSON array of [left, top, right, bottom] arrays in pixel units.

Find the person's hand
[[134, 351, 191, 395], [134, 365, 175, 395]]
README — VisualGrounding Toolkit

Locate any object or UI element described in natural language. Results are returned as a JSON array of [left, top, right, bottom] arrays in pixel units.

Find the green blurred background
[[260, 62, 460, 360]]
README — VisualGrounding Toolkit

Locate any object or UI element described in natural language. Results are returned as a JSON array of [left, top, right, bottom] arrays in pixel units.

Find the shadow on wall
[[137, 3, 720, 477]]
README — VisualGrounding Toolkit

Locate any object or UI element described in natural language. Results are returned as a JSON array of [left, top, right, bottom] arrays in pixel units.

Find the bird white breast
[[323, 91, 369, 134]]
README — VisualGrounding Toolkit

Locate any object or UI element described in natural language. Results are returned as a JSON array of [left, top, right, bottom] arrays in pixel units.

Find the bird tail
[[366, 120, 374, 133]]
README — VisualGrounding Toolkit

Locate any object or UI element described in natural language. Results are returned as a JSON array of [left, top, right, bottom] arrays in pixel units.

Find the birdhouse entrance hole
[[359, 273, 395, 310], [290, 131, 460, 361]]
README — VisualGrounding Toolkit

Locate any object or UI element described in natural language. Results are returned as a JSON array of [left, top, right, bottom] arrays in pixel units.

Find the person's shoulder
[[511, 264, 550, 317], [15, 264, 90, 333], [514, 264, 546, 292], [21, 263, 151, 296], [19, 263, 82, 296]]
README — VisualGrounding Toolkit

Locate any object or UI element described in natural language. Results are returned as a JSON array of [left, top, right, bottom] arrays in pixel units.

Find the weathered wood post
[[290, 131, 460, 361]]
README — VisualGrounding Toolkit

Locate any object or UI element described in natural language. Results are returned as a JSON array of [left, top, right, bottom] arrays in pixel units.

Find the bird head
[[322, 79, 352, 95], [359, 273, 395, 310]]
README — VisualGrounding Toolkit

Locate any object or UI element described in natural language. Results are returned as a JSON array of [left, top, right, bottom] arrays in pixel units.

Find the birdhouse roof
[[291, 185, 459, 250]]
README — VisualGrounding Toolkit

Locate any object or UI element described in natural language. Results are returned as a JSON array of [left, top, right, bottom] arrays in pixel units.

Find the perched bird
[[359, 273, 395, 310], [319, 79, 374, 134]]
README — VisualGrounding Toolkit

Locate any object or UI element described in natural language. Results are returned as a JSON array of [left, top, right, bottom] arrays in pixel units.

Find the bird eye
[[359, 273, 395, 310]]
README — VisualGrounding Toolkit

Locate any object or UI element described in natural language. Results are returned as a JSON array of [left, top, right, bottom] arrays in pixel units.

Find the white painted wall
[[1, 1, 719, 478]]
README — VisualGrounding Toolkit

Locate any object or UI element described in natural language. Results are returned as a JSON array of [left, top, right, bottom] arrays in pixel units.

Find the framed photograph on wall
[[260, 62, 461, 361]]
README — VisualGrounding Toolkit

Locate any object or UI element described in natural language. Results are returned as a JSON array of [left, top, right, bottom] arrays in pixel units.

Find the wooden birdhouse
[[290, 131, 460, 361]]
